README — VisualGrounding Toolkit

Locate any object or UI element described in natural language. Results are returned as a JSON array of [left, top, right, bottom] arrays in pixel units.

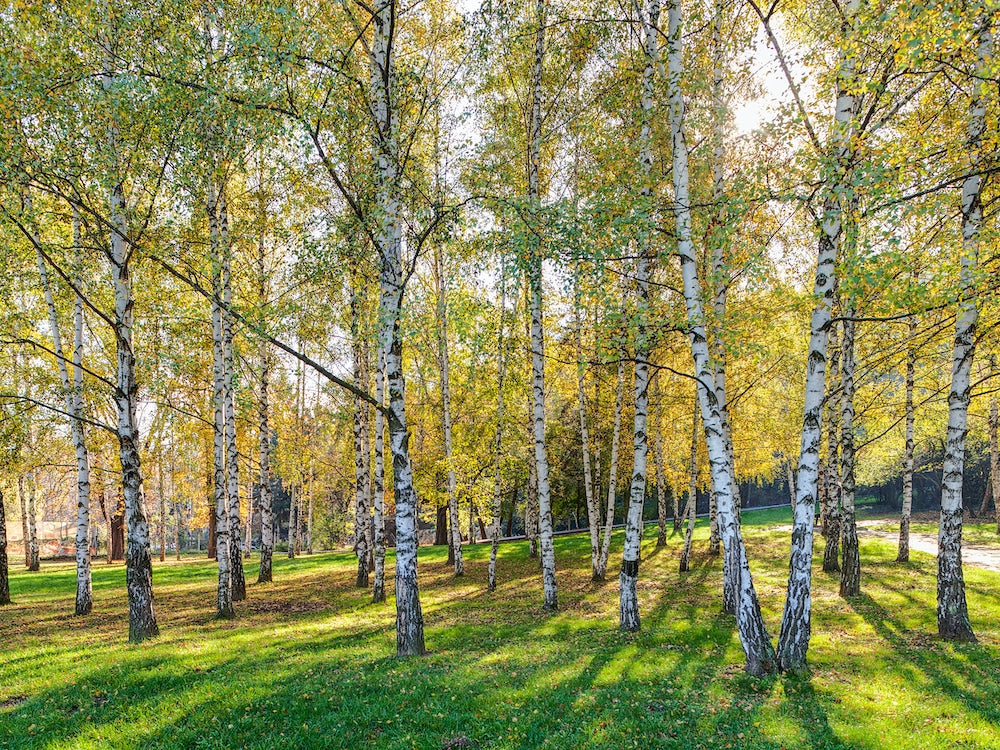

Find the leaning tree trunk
[[351, 283, 372, 588], [595, 349, 625, 580], [370, 0, 425, 655], [776, 0, 857, 673], [488, 276, 509, 593], [668, 0, 776, 675], [898, 315, 917, 562], [219, 191, 245, 602], [839, 308, 861, 598], [35, 206, 92, 613], [0, 489, 9, 605], [526, 0, 557, 611], [679, 398, 699, 572], [209, 182, 233, 618], [938, 14, 990, 643], [434, 246, 463, 576], [619, 0, 659, 633]]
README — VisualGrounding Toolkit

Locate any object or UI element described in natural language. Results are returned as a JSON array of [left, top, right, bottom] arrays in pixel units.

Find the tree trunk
[[619, 0, 659, 633], [434, 247, 463, 576], [653, 375, 667, 546], [526, 0, 557, 611], [257, 339, 273, 583], [897, 316, 917, 562], [209, 181, 233, 618], [18, 476, 29, 568], [372, 340, 387, 602], [0, 490, 10, 604], [668, 0, 776, 675], [351, 282, 372, 587], [596, 349, 625, 580], [680, 398, 698, 572], [574, 274, 600, 577], [287, 484, 297, 559], [369, 0, 424, 655], [823, 320, 842, 573], [489, 277, 509, 592], [26, 474, 39, 571], [219, 191, 246, 601], [938, 14, 990, 643], [839, 309, 861, 598], [34, 205, 92, 612]]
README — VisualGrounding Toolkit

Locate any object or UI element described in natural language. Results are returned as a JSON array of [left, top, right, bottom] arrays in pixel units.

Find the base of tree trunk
[[257, 551, 273, 583]]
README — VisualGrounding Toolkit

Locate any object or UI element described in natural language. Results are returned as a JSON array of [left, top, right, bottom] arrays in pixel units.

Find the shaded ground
[[1, 506, 999, 749]]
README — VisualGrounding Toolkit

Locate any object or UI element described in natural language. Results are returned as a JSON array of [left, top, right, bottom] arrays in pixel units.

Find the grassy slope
[[1, 507, 999, 750]]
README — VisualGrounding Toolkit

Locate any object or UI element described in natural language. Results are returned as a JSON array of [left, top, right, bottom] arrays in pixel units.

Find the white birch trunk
[[897, 316, 917, 562], [527, 0, 557, 609], [372, 340, 387, 602], [619, 0, 659, 633], [488, 278, 509, 593], [0, 489, 9, 604], [653, 375, 667, 547], [992, 395, 1000, 536], [434, 247, 463, 576], [839, 309, 860, 598], [257, 342, 273, 582], [574, 277, 600, 576], [668, 0, 776, 675], [209, 182, 233, 617], [938, 15, 991, 642], [18, 476, 29, 568], [27, 474, 38, 571], [351, 285, 372, 587], [370, 0, 424, 655], [679, 398, 698, 572], [776, 0, 858, 672], [34, 206, 92, 612], [822, 319, 842, 573], [219, 191, 245, 601], [596, 350, 625, 580]]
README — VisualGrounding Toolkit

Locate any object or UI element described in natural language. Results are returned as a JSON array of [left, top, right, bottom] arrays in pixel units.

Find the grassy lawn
[[861, 512, 1000, 547], [2, 507, 999, 749]]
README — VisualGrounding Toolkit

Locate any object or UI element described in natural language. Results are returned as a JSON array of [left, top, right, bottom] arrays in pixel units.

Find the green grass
[[863, 514, 1000, 547], [2, 508, 999, 749]]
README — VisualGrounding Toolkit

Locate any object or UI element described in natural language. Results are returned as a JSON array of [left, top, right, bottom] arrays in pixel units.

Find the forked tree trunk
[[595, 350, 625, 580], [839, 309, 860, 598], [668, 0, 775, 676], [938, 14, 990, 643], [209, 182, 233, 618], [619, 0, 659, 633], [897, 316, 917, 562], [679, 399, 698, 572], [219, 191, 246, 602]]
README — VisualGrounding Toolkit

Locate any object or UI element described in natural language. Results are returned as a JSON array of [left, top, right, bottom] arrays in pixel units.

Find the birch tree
[[937, 13, 992, 643], [619, 0, 659, 633], [668, 0, 776, 675]]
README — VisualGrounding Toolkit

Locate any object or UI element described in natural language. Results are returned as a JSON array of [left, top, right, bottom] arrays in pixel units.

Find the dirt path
[[856, 521, 1000, 573]]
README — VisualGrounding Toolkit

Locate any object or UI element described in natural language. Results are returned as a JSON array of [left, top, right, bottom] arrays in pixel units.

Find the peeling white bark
[[668, 0, 775, 675]]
